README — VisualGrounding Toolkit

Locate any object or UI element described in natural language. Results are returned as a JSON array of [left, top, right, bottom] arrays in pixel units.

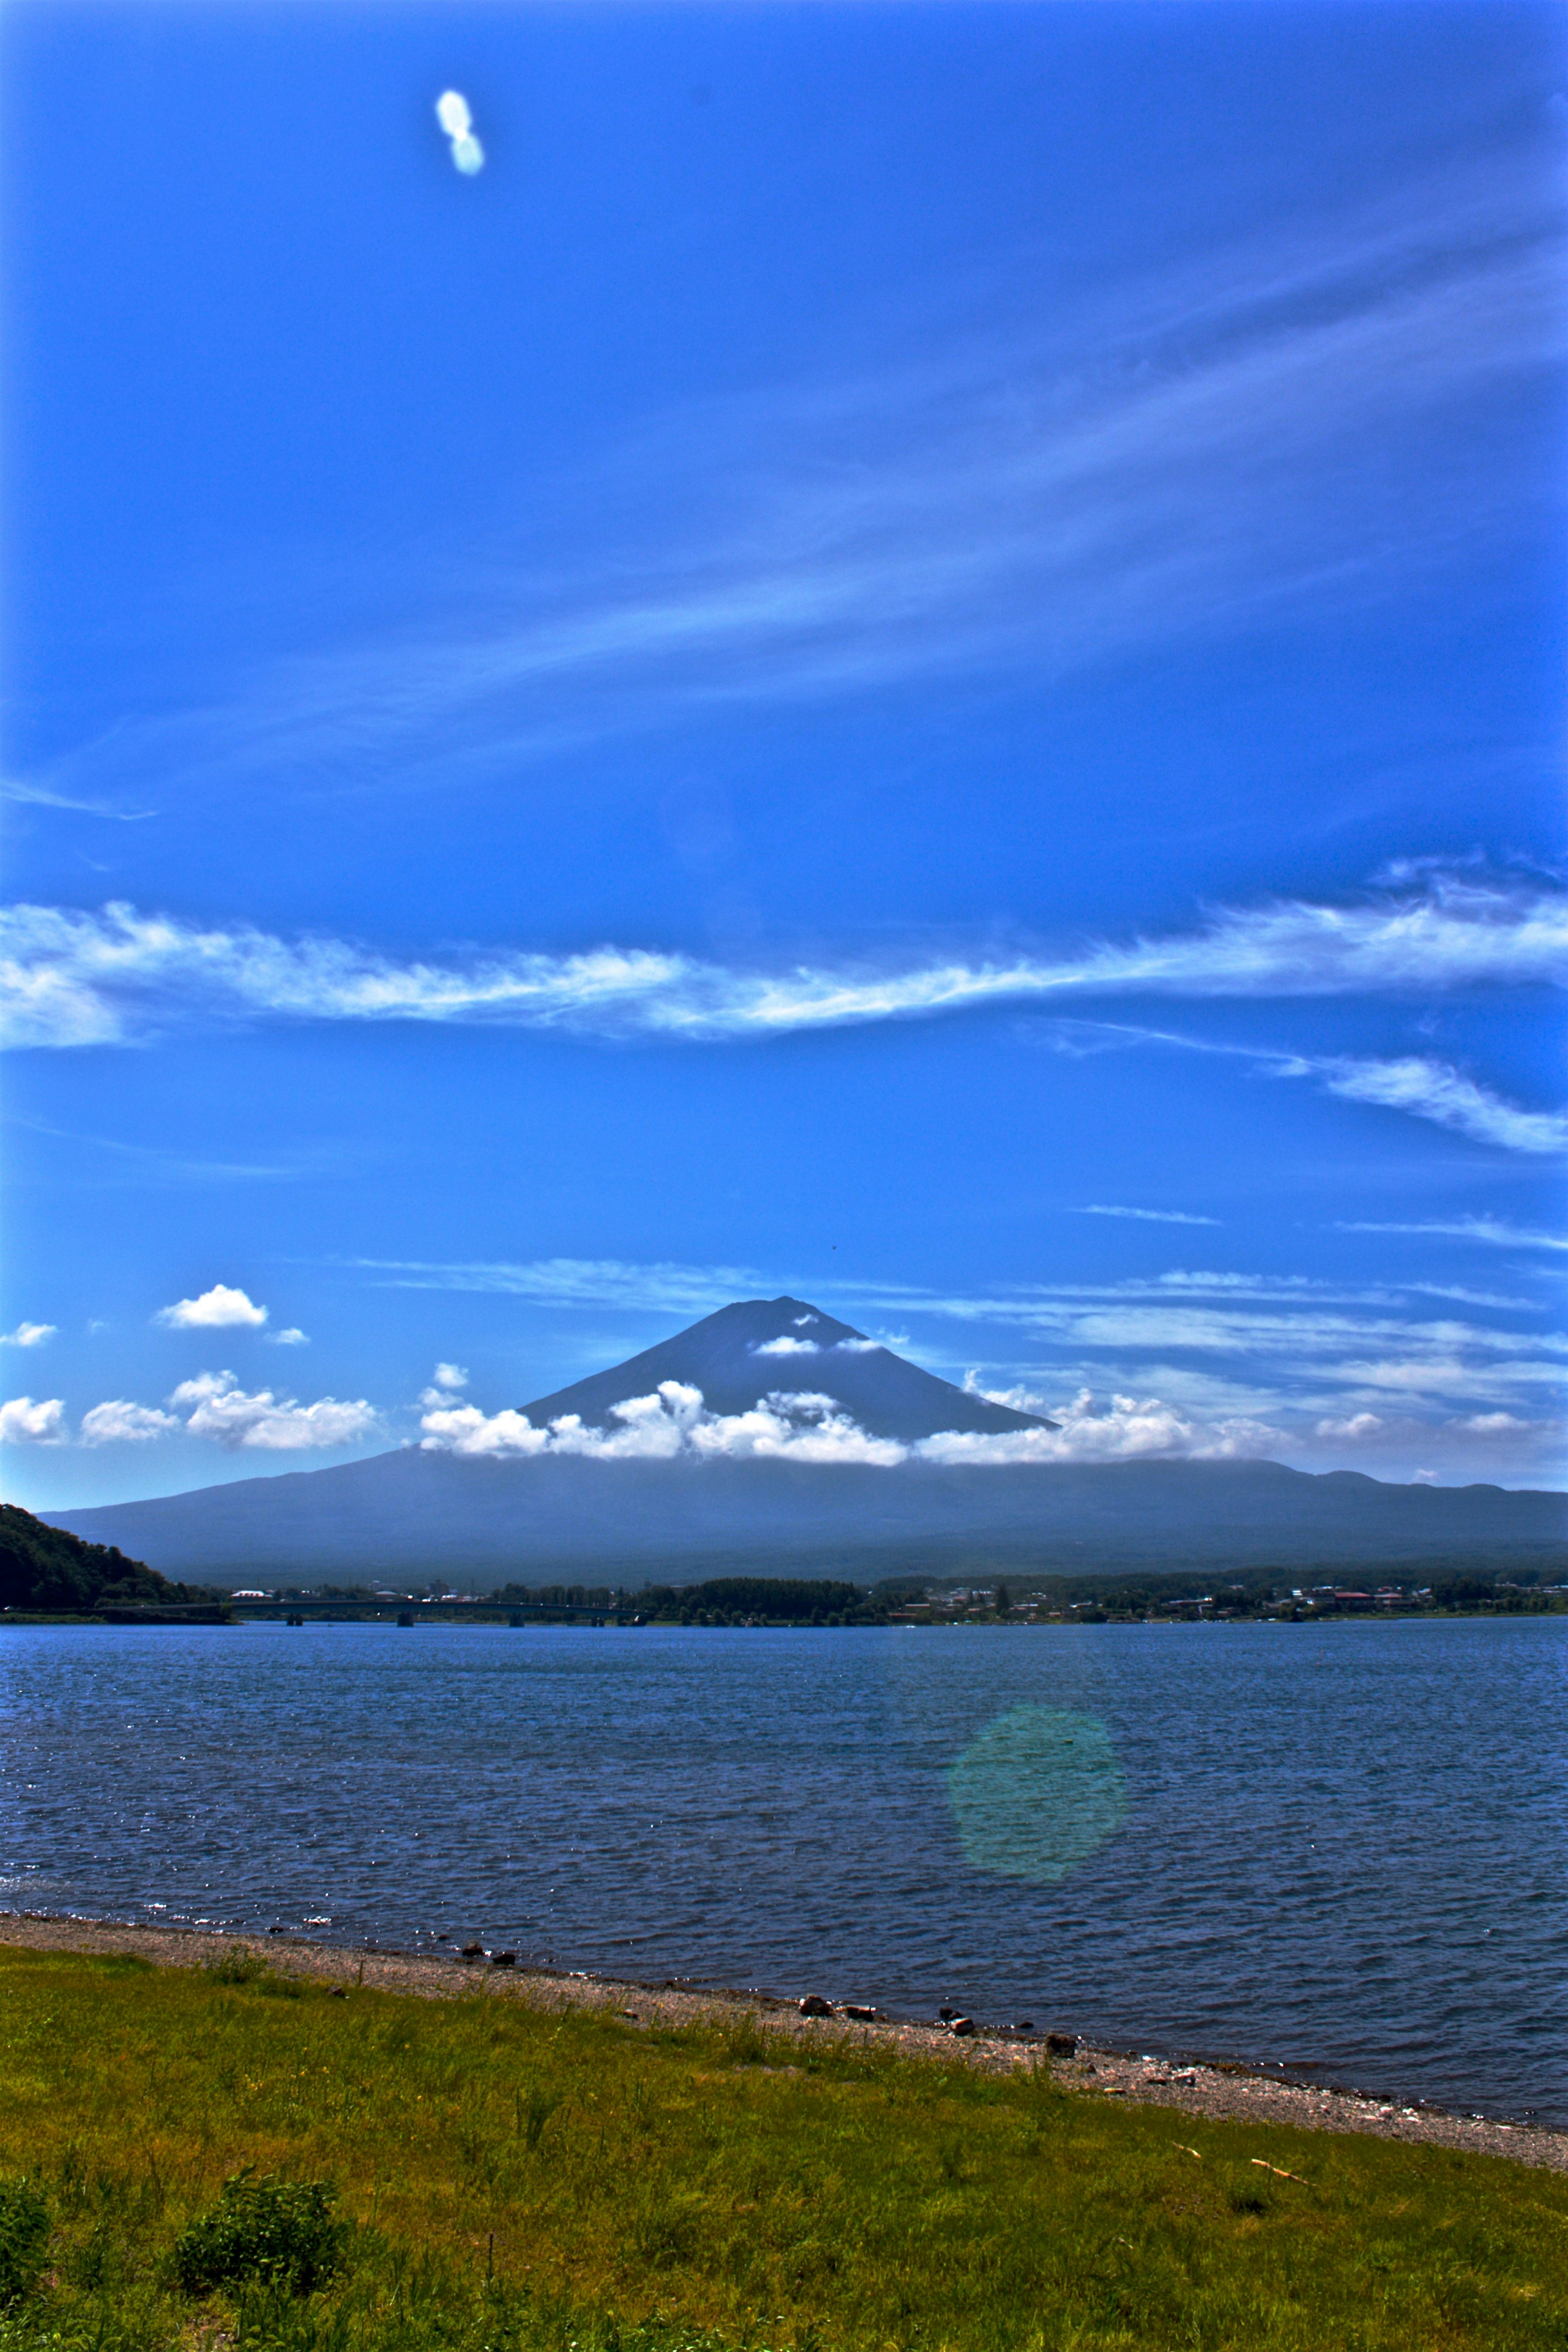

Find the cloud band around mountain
[[416, 1378, 1281, 1467]]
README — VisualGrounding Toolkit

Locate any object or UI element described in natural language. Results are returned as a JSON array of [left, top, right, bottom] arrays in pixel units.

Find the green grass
[[0, 1947, 1561, 2350]]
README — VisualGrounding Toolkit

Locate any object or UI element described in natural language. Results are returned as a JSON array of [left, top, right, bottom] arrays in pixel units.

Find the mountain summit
[[47, 1298, 1562, 1585], [517, 1296, 1056, 1444]]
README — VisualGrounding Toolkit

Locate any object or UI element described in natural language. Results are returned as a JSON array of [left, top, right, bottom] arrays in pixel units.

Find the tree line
[[0, 1504, 209, 1616]]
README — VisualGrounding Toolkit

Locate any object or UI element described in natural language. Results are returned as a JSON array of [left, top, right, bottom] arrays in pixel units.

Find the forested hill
[[0, 1503, 197, 1614]]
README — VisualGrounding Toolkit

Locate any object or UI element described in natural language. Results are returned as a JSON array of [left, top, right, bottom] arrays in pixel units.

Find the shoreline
[[5, 1909, 1563, 2175]]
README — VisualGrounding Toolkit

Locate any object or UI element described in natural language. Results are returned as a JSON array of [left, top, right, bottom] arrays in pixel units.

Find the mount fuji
[[47, 1296, 1564, 1585], [512, 1296, 1054, 1443]]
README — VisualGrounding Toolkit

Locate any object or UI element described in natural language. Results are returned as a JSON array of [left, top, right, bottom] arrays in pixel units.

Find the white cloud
[[1078, 1206, 1221, 1226], [1299, 1401, 1564, 1472], [1041, 1017, 1566, 1157], [688, 1392, 906, 1466], [168, 1370, 378, 1451], [416, 1376, 1281, 1469], [964, 1365, 1568, 1477], [0, 1321, 55, 1347], [435, 89, 484, 175], [1151, 1270, 1317, 1293], [80, 1399, 180, 1445], [833, 1337, 880, 1353], [0, 1396, 65, 1444], [265, 1327, 309, 1347], [3, 874, 1562, 1052], [432, 1361, 468, 1389], [156, 1283, 269, 1330], [944, 1383, 1283, 1463], [1336, 1218, 1568, 1252], [753, 1334, 819, 1356], [422, 1380, 905, 1466], [419, 1402, 547, 1457], [1303, 1056, 1568, 1155]]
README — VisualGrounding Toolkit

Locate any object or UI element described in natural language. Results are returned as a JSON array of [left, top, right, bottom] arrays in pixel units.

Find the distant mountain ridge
[[45, 1296, 1565, 1584], [516, 1296, 1056, 1441]]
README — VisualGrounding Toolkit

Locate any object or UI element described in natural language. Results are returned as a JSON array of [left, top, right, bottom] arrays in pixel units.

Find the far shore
[[5, 1909, 1563, 2176]]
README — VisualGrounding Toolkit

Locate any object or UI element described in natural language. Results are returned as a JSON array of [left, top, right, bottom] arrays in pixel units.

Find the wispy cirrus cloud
[[897, 1278, 1565, 1381], [18, 152, 1560, 811], [356, 1254, 764, 1318], [349, 1251, 1554, 1327], [0, 776, 156, 821], [1297, 1055, 1568, 1155], [3, 874, 1562, 1057], [5, 1114, 306, 1184], [861, 1273, 1568, 1437], [1078, 1206, 1221, 1226], [1337, 1217, 1568, 1253], [1036, 1005, 1567, 1156]]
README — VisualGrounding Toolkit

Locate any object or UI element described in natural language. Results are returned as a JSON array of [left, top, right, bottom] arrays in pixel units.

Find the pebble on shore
[[3, 1914, 1561, 2176]]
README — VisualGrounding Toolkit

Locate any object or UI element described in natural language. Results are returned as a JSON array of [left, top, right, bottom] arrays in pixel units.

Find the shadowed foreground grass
[[0, 1948, 1561, 2350]]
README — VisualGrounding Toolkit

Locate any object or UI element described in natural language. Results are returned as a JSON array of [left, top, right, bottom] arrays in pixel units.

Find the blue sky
[[2, 0, 1564, 1508]]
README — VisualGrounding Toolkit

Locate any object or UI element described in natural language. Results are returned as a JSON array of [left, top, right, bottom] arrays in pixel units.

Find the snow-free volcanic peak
[[516, 1296, 1058, 1445], [46, 1281, 1564, 1584]]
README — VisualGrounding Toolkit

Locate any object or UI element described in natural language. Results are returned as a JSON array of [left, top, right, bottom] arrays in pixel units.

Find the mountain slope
[[47, 1447, 1565, 1588], [517, 1296, 1054, 1441], [44, 1296, 1566, 1583]]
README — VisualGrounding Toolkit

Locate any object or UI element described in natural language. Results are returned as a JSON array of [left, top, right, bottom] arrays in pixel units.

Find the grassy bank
[[0, 1947, 1561, 2351]]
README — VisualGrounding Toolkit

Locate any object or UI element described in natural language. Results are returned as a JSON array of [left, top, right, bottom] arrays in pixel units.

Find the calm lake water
[[3, 1619, 1563, 2125]]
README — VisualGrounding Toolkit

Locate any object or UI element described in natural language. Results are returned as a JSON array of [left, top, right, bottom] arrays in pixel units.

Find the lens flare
[[947, 1705, 1128, 1882]]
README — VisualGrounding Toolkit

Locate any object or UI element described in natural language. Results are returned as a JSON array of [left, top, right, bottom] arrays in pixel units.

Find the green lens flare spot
[[947, 1705, 1129, 1882]]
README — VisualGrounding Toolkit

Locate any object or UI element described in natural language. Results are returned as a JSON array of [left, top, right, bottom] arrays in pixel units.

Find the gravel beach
[[6, 1911, 1561, 2176]]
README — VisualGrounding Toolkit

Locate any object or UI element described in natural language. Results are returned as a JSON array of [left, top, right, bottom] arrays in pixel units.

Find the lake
[[2, 1617, 1562, 2125]]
